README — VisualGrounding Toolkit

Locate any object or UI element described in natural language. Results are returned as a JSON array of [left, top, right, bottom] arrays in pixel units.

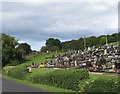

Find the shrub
[[2, 66, 15, 75], [84, 78, 120, 94], [11, 60, 20, 66], [6, 67, 28, 80], [29, 69, 89, 91]]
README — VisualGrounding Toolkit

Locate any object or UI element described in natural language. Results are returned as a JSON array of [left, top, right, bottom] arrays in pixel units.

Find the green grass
[[17, 52, 63, 68], [3, 51, 119, 93], [3, 52, 78, 93], [3, 73, 119, 93], [15, 52, 64, 79], [25, 68, 56, 80], [3, 75, 76, 93], [78, 74, 119, 92], [108, 42, 118, 46]]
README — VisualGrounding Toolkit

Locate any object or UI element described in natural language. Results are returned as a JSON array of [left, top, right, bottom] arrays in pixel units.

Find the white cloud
[[2, 1, 118, 50]]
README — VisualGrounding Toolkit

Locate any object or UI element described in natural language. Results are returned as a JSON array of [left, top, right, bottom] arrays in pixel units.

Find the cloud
[[2, 1, 118, 51]]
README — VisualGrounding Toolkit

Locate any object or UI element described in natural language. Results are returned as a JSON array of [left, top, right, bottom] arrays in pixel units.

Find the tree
[[48, 46, 60, 52], [108, 36, 115, 43], [17, 43, 32, 57], [2, 34, 18, 66], [86, 36, 98, 47], [99, 37, 106, 45], [45, 38, 61, 49], [40, 46, 49, 52]]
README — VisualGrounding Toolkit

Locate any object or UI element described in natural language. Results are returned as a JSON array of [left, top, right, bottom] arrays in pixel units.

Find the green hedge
[[84, 78, 120, 94], [6, 67, 28, 80], [29, 69, 89, 91]]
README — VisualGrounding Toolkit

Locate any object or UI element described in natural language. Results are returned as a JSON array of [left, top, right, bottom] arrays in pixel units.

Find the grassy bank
[[3, 73, 119, 93], [3, 52, 119, 93], [17, 52, 63, 68], [3, 75, 75, 93]]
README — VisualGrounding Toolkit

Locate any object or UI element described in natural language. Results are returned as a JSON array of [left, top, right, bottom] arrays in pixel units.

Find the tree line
[[41, 32, 120, 52]]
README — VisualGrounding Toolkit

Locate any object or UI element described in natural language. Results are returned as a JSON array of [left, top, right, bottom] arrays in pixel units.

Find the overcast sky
[[2, 0, 118, 51]]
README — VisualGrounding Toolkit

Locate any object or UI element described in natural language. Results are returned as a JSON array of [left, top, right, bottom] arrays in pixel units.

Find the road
[[2, 78, 55, 94]]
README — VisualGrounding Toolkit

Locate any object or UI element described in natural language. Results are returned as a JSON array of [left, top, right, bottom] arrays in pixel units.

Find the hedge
[[29, 69, 89, 91], [84, 78, 120, 94], [6, 67, 28, 80]]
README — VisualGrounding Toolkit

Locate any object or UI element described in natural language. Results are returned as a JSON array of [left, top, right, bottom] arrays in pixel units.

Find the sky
[[2, 0, 119, 51]]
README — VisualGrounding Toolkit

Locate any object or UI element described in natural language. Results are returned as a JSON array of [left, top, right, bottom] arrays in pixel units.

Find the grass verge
[[3, 75, 77, 93]]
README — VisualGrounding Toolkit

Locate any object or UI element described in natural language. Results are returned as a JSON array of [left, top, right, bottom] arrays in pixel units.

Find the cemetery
[[3, 44, 120, 93], [2, 33, 120, 93], [27, 44, 120, 74]]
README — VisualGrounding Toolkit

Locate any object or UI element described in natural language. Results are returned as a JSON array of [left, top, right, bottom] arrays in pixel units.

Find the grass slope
[[3, 52, 119, 92], [18, 52, 63, 68]]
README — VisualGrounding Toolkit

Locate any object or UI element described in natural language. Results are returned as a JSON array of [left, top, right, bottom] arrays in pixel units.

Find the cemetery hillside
[[1, 32, 120, 93]]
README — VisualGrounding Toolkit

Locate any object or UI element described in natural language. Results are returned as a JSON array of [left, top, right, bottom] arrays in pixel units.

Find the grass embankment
[[3, 73, 119, 93], [3, 52, 119, 93], [18, 52, 63, 68], [3, 75, 75, 93], [3, 52, 76, 92]]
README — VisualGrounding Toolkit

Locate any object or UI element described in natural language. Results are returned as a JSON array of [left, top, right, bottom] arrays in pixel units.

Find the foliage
[[46, 38, 61, 48], [108, 36, 116, 43], [2, 34, 19, 66], [1, 34, 27, 66], [40, 38, 62, 52], [84, 78, 120, 93], [40, 46, 48, 52], [99, 36, 106, 45], [5, 67, 28, 80], [16, 43, 32, 56], [61, 32, 119, 51], [11, 60, 21, 66], [86, 36, 99, 47], [41, 45, 60, 52], [29, 69, 89, 91], [2, 66, 15, 75]]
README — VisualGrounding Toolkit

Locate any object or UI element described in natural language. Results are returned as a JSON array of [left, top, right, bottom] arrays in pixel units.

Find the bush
[[6, 67, 28, 80], [11, 60, 20, 66], [29, 69, 89, 91], [2, 66, 15, 75], [84, 78, 120, 94]]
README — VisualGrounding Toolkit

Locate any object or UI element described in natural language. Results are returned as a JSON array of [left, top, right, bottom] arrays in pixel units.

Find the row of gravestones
[[48, 45, 120, 70]]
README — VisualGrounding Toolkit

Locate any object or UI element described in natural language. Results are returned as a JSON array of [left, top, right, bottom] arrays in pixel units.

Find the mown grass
[[17, 52, 63, 68]]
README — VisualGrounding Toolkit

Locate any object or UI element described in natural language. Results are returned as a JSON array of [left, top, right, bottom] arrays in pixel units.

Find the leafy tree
[[42, 38, 62, 52], [40, 46, 49, 52], [2, 34, 18, 66], [86, 36, 98, 47], [41, 45, 60, 52], [99, 37, 106, 45], [46, 38, 61, 49], [108, 36, 115, 43], [111, 33, 118, 42], [17, 43, 32, 57], [49, 46, 60, 52]]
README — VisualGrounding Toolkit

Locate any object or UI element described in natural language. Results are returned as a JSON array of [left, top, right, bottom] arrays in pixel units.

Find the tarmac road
[[2, 77, 55, 94]]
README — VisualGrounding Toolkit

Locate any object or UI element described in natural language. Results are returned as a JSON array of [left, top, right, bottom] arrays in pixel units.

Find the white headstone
[[75, 60, 77, 66]]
